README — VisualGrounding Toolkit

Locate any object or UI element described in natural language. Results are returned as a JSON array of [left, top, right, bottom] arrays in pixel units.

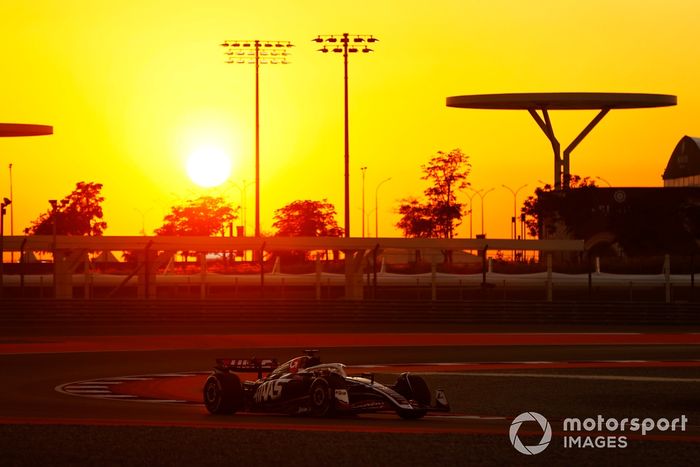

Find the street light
[[464, 189, 481, 239], [471, 187, 494, 236], [595, 175, 612, 187], [220, 39, 293, 237], [0, 197, 11, 297], [502, 184, 528, 239], [230, 180, 254, 236], [313, 33, 378, 237], [375, 177, 391, 238], [133, 207, 154, 236]]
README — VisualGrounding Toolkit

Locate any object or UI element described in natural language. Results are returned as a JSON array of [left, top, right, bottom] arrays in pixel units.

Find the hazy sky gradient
[[2, 1, 698, 238]]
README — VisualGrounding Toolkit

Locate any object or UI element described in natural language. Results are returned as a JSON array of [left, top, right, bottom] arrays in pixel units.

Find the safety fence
[[1, 299, 699, 325]]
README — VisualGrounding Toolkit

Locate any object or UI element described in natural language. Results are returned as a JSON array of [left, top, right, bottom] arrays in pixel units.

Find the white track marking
[[419, 372, 700, 383], [65, 389, 112, 394], [136, 399, 188, 403], [62, 385, 110, 390], [428, 414, 508, 420]]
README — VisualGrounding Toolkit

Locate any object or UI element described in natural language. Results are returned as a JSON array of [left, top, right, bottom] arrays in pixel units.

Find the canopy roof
[[446, 92, 677, 110]]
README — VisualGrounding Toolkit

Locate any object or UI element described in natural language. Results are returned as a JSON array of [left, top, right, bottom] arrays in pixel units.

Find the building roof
[[662, 136, 700, 180]]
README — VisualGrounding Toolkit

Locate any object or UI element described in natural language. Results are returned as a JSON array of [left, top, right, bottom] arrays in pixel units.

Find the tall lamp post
[[375, 177, 391, 238], [313, 33, 378, 237], [360, 166, 367, 237], [0, 197, 11, 297], [220, 39, 293, 238]]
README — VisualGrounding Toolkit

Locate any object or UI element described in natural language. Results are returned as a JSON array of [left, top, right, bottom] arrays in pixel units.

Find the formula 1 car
[[203, 350, 449, 419]]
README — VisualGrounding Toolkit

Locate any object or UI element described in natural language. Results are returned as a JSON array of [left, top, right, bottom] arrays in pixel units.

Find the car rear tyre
[[309, 377, 333, 417], [203, 373, 242, 415]]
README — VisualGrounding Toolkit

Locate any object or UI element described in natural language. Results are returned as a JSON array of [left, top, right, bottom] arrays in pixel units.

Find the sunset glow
[[2, 1, 699, 237], [186, 146, 232, 188]]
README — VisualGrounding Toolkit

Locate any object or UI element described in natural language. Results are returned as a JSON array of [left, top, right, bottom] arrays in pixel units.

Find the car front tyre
[[309, 377, 333, 417]]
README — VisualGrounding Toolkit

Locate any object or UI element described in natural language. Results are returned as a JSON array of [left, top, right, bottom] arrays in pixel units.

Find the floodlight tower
[[220, 39, 293, 238], [313, 33, 378, 237]]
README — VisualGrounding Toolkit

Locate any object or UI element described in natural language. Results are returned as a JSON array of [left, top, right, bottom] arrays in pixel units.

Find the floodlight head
[[313, 37, 324, 43], [327, 37, 337, 43], [367, 37, 378, 43], [318, 47, 329, 53], [362, 47, 373, 53], [264, 43, 272, 47], [220, 42, 229, 47], [232, 42, 240, 47], [353, 37, 364, 42], [348, 47, 358, 53], [2, 197, 10, 206], [332, 47, 342, 53]]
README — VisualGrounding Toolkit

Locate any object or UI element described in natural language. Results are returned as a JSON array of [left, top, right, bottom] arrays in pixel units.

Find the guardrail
[[1, 299, 698, 325]]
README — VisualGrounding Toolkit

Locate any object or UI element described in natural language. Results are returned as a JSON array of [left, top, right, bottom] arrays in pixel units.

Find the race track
[[1, 330, 699, 465]]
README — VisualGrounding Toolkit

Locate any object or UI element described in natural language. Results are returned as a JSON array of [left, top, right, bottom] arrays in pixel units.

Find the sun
[[186, 146, 232, 187]]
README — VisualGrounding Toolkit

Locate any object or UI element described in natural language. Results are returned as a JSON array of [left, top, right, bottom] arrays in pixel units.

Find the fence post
[[546, 253, 552, 302], [200, 252, 207, 300], [691, 254, 695, 302], [315, 254, 321, 301], [664, 254, 671, 304]]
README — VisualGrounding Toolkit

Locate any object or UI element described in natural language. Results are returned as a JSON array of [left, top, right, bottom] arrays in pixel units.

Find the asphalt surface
[[1, 329, 699, 466]]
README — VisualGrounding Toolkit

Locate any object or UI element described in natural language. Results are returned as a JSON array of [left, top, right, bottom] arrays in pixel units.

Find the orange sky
[[2, 1, 699, 239]]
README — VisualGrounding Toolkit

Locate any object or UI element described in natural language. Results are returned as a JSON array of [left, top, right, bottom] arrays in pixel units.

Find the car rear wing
[[215, 358, 278, 379]]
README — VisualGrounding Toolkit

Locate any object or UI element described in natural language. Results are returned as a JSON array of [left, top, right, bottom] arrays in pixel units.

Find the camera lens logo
[[509, 412, 552, 455]]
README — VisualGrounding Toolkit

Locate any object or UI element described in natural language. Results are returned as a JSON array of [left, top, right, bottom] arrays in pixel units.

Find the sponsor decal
[[224, 359, 275, 369], [351, 400, 385, 410], [289, 358, 301, 374], [253, 379, 286, 403]]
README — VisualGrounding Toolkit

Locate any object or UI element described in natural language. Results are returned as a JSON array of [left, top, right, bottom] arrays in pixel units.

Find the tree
[[396, 149, 471, 238], [521, 175, 597, 238], [272, 199, 343, 237], [396, 198, 435, 238], [155, 196, 237, 236], [25, 182, 107, 235]]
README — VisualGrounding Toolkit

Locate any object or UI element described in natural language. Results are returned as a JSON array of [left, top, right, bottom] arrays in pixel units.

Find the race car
[[203, 350, 449, 419]]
